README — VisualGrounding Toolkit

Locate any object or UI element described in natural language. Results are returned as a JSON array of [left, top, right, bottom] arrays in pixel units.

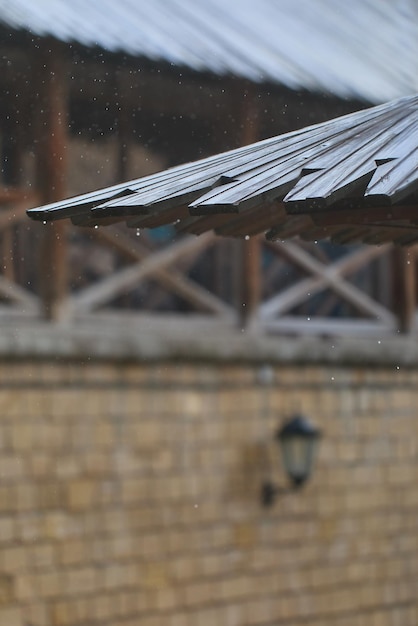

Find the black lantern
[[278, 415, 321, 486], [262, 415, 321, 506]]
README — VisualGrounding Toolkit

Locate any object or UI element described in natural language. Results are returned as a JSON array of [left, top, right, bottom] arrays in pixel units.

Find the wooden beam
[[238, 83, 261, 327], [34, 39, 69, 320], [263, 317, 396, 337], [392, 247, 417, 333], [1, 88, 25, 286], [311, 204, 418, 227]]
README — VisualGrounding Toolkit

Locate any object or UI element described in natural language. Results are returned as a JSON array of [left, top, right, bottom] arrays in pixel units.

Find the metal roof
[[0, 0, 417, 103], [27, 94, 418, 246]]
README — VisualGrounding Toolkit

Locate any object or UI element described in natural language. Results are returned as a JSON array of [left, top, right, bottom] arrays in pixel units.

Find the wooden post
[[1, 98, 21, 283], [392, 247, 416, 333], [34, 39, 69, 320], [238, 83, 261, 327]]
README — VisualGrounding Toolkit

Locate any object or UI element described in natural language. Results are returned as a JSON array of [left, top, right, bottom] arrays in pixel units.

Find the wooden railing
[[1, 192, 415, 338]]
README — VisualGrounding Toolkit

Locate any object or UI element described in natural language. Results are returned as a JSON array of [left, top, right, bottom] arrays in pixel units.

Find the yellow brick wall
[[0, 360, 417, 626]]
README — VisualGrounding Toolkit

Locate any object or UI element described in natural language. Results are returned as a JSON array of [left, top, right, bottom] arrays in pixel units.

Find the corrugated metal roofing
[[0, 0, 417, 103], [27, 94, 418, 246]]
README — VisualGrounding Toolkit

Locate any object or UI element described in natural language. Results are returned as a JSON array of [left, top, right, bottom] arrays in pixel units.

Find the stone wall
[[0, 358, 417, 626]]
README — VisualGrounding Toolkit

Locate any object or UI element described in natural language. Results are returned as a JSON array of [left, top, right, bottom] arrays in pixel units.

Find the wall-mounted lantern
[[262, 414, 321, 507]]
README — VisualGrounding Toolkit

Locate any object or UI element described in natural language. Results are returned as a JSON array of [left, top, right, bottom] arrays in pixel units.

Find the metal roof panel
[[0, 0, 417, 102]]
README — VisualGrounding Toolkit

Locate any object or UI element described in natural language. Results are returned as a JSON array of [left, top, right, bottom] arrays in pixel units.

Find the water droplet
[[94, 225, 99, 229], [136, 229, 141, 236], [244, 235, 250, 240], [42, 221, 47, 225]]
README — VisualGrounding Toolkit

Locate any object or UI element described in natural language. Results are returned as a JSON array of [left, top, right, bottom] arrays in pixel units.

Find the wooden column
[[34, 40, 69, 320], [392, 247, 417, 333], [1, 96, 22, 283], [238, 84, 261, 327]]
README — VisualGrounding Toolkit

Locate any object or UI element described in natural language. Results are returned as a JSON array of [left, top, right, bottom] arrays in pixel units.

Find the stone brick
[[38, 482, 66, 509], [168, 611, 192, 626], [28, 453, 53, 478], [66, 479, 96, 511], [0, 607, 23, 626], [141, 562, 170, 590], [27, 544, 56, 570], [0, 573, 14, 605], [55, 456, 80, 479], [66, 567, 101, 595], [44, 512, 76, 540], [57, 539, 88, 566], [15, 484, 38, 512], [15, 574, 37, 602], [0, 516, 16, 543], [0, 391, 23, 419], [232, 522, 257, 549], [0, 485, 16, 513], [22, 602, 48, 626], [37, 571, 65, 599], [0, 547, 28, 573], [10, 424, 34, 451], [51, 601, 73, 626], [0, 455, 24, 479]]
